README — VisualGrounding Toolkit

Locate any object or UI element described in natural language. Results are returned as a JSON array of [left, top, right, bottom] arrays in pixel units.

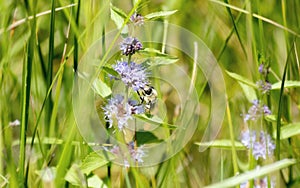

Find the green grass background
[[0, 0, 300, 187]]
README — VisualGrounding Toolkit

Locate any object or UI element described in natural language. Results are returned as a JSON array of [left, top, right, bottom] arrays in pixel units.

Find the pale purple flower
[[258, 64, 269, 76], [120, 37, 143, 56], [110, 145, 121, 155], [240, 130, 275, 160], [130, 12, 144, 26], [244, 100, 260, 122], [244, 100, 271, 122], [113, 61, 149, 91], [128, 141, 146, 163], [263, 105, 271, 115], [103, 95, 144, 130], [240, 130, 256, 148], [258, 64, 264, 74], [109, 141, 147, 167], [240, 176, 275, 188], [256, 80, 272, 94]]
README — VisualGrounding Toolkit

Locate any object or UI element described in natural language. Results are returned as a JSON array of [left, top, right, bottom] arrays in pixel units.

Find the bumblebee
[[137, 85, 158, 112]]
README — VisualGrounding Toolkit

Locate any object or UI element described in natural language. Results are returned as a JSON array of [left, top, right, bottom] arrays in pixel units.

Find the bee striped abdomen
[[137, 85, 157, 112]]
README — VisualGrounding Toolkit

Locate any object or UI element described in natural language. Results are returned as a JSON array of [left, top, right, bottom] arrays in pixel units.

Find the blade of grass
[[73, 0, 80, 72], [26, 47, 75, 185], [217, 4, 244, 61], [49, 5, 71, 139], [19, 4, 36, 186], [57, 0, 84, 49], [209, 0, 300, 38], [276, 41, 296, 160], [223, 0, 247, 59], [55, 121, 77, 187], [45, 0, 56, 135], [255, 0, 265, 54], [36, 36, 47, 83], [205, 159, 297, 188], [0, 4, 77, 35], [245, 0, 258, 75]]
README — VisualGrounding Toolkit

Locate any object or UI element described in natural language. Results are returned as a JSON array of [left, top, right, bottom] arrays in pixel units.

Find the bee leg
[[137, 90, 144, 103]]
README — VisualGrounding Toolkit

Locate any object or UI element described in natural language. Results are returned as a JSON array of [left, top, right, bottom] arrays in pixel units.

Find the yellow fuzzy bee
[[137, 85, 157, 112]]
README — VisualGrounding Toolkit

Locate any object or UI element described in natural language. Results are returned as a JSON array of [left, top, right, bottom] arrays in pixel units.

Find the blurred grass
[[0, 0, 300, 187]]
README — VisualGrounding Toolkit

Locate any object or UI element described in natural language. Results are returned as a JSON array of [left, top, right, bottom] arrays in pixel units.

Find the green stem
[[226, 99, 239, 175], [128, 54, 132, 64]]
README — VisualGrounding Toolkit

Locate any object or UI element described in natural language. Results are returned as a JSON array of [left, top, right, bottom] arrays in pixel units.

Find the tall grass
[[0, 0, 299, 187]]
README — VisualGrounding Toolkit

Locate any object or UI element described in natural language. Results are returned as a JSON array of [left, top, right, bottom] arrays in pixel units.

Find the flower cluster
[[130, 12, 144, 26], [256, 80, 272, 94], [240, 176, 275, 188], [113, 61, 149, 91], [103, 95, 144, 131], [240, 130, 275, 160], [104, 36, 148, 130], [110, 141, 146, 167], [256, 64, 272, 94], [102, 19, 150, 167], [120, 37, 143, 56], [258, 63, 268, 76], [244, 100, 271, 122], [239, 60, 275, 187]]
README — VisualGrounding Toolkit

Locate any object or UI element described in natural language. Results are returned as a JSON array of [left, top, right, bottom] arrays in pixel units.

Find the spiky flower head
[[109, 141, 147, 167], [240, 176, 275, 188], [120, 37, 143, 56], [240, 130, 275, 160], [130, 12, 144, 26], [258, 63, 269, 76], [127, 141, 146, 163], [244, 100, 271, 122], [256, 80, 272, 94], [113, 61, 149, 91], [103, 95, 144, 131], [258, 64, 264, 74]]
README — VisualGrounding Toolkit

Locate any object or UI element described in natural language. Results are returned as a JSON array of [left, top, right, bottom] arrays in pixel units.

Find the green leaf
[[194, 140, 246, 150], [273, 122, 300, 140], [65, 164, 85, 186], [80, 151, 113, 175], [140, 48, 177, 58], [132, 0, 139, 6], [87, 175, 108, 188], [139, 48, 178, 66], [237, 82, 257, 102], [92, 79, 112, 98], [36, 167, 56, 182], [102, 66, 119, 77], [148, 57, 178, 66], [205, 159, 297, 188], [110, 4, 127, 18], [66, 164, 107, 187], [135, 114, 178, 129], [264, 115, 287, 124], [144, 10, 178, 20], [110, 7, 124, 29], [110, 5, 128, 34], [271, 80, 300, 90], [136, 131, 162, 146], [226, 71, 257, 88]]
